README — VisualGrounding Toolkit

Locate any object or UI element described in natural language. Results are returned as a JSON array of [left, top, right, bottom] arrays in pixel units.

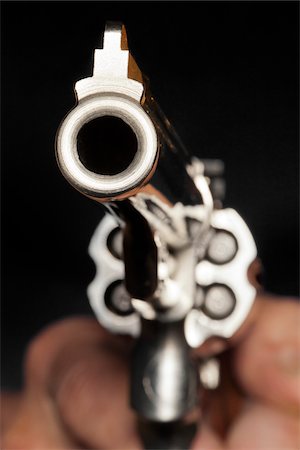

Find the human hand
[[1, 294, 299, 449]]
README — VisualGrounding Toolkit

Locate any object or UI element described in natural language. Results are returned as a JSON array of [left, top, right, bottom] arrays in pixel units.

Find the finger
[[25, 316, 141, 450], [2, 390, 79, 449], [24, 316, 116, 388], [233, 295, 300, 412], [227, 400, 300, 450], [2, 317, 107, 449], [191, 423, 225, 450]]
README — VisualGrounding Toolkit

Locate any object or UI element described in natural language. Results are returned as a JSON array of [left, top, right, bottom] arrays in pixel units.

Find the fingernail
[[276, 347, 300, 376]]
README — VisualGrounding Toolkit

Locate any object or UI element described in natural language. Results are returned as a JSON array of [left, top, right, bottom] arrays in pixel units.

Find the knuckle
[[23, 316, 106, 386], [24, 329, 52, 385], [55, 357, 101, 422]]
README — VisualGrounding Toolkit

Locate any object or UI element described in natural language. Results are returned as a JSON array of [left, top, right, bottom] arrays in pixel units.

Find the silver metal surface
[[56, 22, 258, 425], [88, 214, 140, 336], [56, 94, 158, 199], [204, 285, 235, 319], [207, 231, 237, 264], [130, 320, 199, 422], [185, 208, 257, 348], [56, 23, 158, 201], [88, 206, 256, 343], [199, 358, 220, 390]]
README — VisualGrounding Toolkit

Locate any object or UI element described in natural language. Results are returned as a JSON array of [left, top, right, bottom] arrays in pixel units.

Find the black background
[[2, 1, 299, 389]]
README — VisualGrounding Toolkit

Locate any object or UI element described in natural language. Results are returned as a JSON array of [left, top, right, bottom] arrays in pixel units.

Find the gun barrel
[[55, 22, 207, 218], [56, 93, 159, 201]]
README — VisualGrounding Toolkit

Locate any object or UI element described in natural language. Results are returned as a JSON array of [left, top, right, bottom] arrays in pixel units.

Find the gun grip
[[130, 319, 199, 422]]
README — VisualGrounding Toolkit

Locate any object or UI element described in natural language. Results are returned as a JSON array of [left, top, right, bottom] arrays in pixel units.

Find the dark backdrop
[[2, 1, 299, 389]]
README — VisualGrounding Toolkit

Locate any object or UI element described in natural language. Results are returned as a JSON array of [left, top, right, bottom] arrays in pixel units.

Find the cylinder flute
[[56, 22, 257, 448]]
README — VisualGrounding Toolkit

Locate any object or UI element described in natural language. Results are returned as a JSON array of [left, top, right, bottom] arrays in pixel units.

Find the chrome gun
[[56, 22, 257, 448]]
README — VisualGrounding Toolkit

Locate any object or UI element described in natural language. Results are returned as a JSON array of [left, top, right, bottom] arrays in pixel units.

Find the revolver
[[56, 22, 258, 449]]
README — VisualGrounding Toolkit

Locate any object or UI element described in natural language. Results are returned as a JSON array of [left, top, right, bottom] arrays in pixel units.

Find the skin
[[1, 294, 299, 449]]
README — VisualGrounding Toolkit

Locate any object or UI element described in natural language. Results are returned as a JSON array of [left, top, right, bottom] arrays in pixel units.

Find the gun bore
[[77, 116, 138, 175]]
